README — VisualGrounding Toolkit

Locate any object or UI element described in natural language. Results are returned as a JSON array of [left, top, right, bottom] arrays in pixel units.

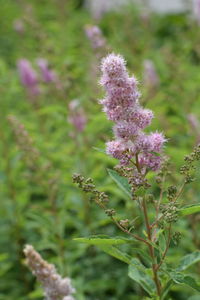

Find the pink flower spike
[[85, 24, 106, 49], [100, 53, 166, 172], [37, 58, 57, 83], [17, 59, 38, 88]]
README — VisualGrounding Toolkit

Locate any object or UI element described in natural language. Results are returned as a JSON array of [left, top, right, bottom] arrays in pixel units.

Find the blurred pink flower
[[68, 100, 87, 132], [187, 113, 200, 143], [193, 0, 200, 24], [143, 59, 159, 89], [36, 58, 58, 83], [85, 25, 106, 49], [17, 59, 40, 95]]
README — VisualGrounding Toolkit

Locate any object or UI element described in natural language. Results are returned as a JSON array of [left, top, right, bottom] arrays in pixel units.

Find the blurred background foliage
[[0, 0, 200, 299]]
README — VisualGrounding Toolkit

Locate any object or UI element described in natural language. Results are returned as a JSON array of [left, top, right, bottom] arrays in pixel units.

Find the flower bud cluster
[[72, 174, 109, 204], [114, 164, 150, 200], [100, 53, 166, 171], [105, 209, 116, 216], [172, 231, 181, 245], [167, 186, 177, 201], [7, 115, 40, 168], [180, 144, 200, 184], [161, 202, 178, 223], [119, 219, 129, 228], [24, 245, 76, 300]]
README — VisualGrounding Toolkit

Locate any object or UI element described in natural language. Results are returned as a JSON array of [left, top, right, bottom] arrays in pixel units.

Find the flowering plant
[[73, 54, 200, 299]]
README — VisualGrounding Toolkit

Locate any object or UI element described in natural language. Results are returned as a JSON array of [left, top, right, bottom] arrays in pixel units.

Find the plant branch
[[156, 224, 172, 271], [111, 216, 150, 246], [142, 198, 162, 297]]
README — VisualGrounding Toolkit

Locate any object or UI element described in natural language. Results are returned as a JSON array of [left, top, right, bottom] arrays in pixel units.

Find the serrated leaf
[[176, 251, 200, 271], [107, 168, 131, 198], [170, 272, 200, 292], [74, 235, 135, 246], [179, 204, 200, 216], [128, 258, 156, 296]]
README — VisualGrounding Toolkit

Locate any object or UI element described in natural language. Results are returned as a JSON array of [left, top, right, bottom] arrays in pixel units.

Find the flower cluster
[[17, 58, 59, 96], [85, 25, 106, 50], [24, 245, 76, 300], [17, 59, 40, 96], [36, 58, 58, 83], [180, 143, 200, 183], [72, 174, 109, 203], [100, 53, 166, 171]]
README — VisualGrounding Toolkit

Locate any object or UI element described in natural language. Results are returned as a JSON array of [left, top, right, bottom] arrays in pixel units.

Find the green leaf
[[74, 235, 135, 246], [75, 236, 132, 264], [179, 204, 200, 216], [183, 276, 200, 293], [188, 296, 200, 300], [28, 287, 43, 298], [170, 271, 185, 284], [131, 248, 151, 266], [158, 231, 166, 252], [176, 251, 200, 271], [74, 236, 151, 266], [107, 168, 131, 198], [128, 258, 156, 296], [170, 272, 200, 292], [161, 280, 174, 300], [99, 245, 132, 264]]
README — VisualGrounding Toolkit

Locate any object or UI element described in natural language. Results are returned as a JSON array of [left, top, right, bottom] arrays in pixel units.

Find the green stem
[[142, 198, 162, 298]]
